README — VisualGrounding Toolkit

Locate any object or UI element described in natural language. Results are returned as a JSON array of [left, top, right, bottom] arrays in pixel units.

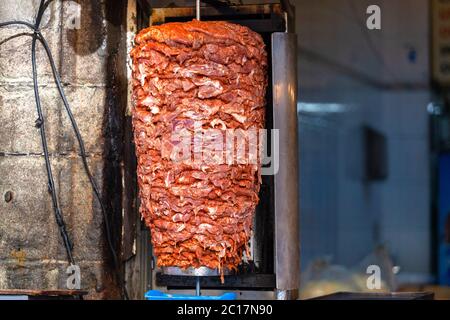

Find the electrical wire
[[0, 0, 128, 299], [32, 0, 76, 266], [0, 21, 35, 29], [37, 26, 130, 301]]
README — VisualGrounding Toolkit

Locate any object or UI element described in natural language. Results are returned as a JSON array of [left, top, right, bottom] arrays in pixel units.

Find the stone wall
[[0, 0, 127, 299]]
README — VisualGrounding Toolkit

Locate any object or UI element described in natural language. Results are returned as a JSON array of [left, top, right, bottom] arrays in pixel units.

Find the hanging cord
[[32, 0, 75, 266], [0, 0, 128, 299]]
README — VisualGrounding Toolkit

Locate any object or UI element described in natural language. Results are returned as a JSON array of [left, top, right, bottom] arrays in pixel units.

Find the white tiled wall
[[376, 91, 431, 275], [299, 113, 340, 263], [295, 0, 432, 279]]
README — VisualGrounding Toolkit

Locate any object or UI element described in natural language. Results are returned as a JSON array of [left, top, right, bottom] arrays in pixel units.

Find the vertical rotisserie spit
[[130, 20, 267, 276]]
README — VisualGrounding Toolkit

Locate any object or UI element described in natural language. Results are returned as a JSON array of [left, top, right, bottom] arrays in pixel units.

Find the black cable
[[37, 28, 130, 302], [0, 32, 31, 47], [1, 0, 128, 299], [32, 31, 76, 265], [33, 0, 74, 262], [0, 21, 35, 29], [36, 0, 128, 300], [32, 0, 75, 265], [37, 35, 116, 266]]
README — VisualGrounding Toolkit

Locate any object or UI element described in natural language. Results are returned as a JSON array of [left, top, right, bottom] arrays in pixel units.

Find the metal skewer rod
[[196, 0, 201, 21], [196, 276, 201, 296]]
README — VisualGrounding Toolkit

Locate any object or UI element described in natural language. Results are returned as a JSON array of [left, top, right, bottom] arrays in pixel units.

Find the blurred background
[[296, 0, 450, 298]]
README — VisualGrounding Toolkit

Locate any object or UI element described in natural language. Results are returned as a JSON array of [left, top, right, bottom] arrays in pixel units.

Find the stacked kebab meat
[[130, 20, 267, 277]]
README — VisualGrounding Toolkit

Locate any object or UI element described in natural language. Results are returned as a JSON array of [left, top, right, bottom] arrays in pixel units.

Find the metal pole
[[272, 32, 300, 300], [196, 0, 200, 21]]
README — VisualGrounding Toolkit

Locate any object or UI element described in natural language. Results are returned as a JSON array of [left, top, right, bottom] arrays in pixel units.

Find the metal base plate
[[156, 272, 276, 291], [162, 267, 231, 277]]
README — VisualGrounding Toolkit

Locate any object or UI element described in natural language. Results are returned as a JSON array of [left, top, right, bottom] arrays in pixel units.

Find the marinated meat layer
[[130, 20, 267, 274]]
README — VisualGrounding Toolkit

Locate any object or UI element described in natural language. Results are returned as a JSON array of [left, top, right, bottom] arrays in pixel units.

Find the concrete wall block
[[0, 260, 111, 297], [0, 0, 123, 298], [0, 85, 60, 154], [0, 85, 106, 154], [0, 261, 49, 290], [0, 1, 111, 86], [0, 156, 55, 261], [59, 0, 109, 86], [52, 156, 106, 262], [57, 86, 107, 154], [0, 156, 106, 263], [0, 0, 62, 31], [0, 28, 61, 84]]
